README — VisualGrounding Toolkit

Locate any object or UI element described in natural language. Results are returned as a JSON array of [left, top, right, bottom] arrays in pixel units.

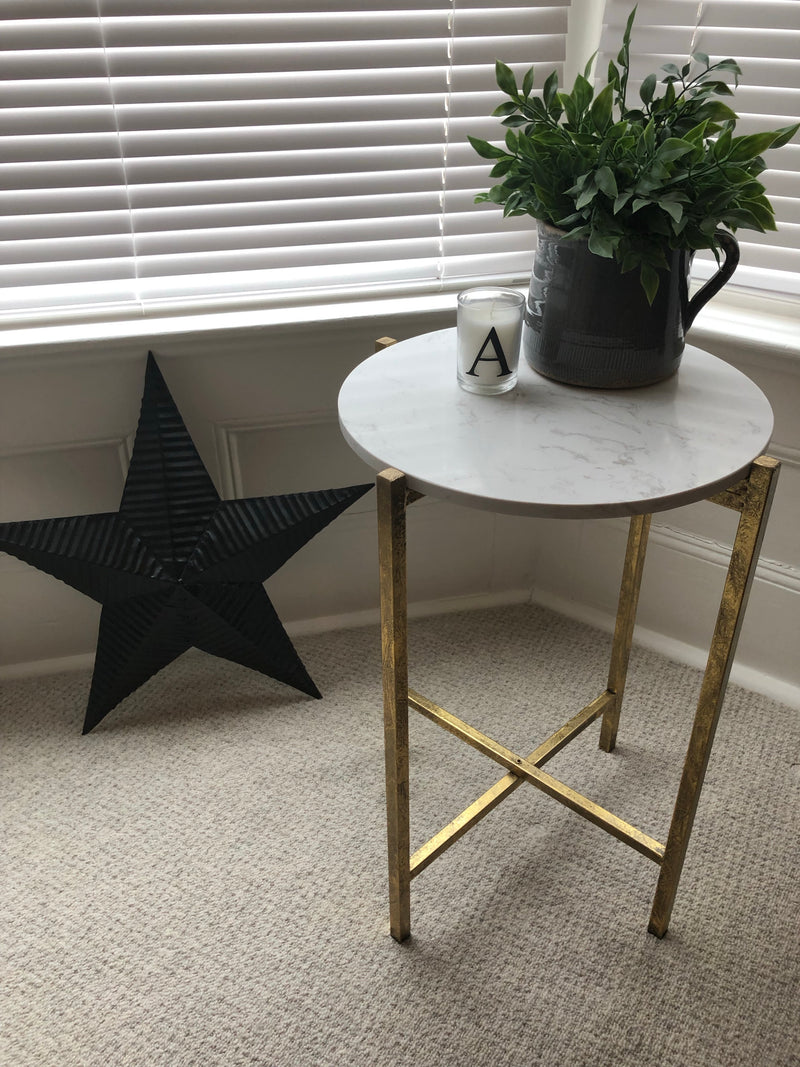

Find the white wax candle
[[457, 289, 524, 389]]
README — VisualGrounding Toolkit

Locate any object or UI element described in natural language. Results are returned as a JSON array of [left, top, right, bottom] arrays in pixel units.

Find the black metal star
[[0, 353, 371, 733]]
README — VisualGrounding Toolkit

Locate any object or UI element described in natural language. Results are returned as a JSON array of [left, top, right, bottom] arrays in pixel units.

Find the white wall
[[1, 294, 799, 707]]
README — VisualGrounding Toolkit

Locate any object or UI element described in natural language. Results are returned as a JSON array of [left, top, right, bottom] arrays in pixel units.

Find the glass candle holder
[[456, 287, 525, 395]]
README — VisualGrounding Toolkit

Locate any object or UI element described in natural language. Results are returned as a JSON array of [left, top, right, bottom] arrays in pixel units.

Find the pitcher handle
[[686, 230, 740, 329]]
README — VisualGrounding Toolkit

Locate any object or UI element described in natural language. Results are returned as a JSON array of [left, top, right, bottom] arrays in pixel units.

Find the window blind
[[599, 0, 800, 296], [0, 0, 568, 324]]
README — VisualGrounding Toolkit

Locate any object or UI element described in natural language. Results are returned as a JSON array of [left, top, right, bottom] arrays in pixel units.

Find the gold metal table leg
[[378, 467, 412, 941], [374, 439, 778, 942], [648, 456, 780, 936], [600, 513, 652, 752]]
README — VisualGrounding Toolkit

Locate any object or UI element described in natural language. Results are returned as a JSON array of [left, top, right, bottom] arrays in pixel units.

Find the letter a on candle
[[466, 327, 512, 378]]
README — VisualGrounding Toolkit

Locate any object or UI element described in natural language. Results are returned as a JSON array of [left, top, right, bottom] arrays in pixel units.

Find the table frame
[[377, 446, 779, 941]]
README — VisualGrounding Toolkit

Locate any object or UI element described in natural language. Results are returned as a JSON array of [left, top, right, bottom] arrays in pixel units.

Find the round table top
[[337, 328, 774, 518]]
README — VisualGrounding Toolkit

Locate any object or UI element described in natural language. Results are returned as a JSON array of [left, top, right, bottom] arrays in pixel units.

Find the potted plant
[[468, 7, 799, 387]]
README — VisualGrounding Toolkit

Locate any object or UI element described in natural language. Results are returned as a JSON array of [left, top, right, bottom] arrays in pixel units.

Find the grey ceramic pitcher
[[523, 221, 740, 388]]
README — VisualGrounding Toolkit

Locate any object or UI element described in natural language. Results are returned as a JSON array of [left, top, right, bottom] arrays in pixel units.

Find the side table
[[337, 328, 778, 939]]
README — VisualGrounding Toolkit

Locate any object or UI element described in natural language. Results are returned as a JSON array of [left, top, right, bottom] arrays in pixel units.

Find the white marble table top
[[337, 328, 774, 518]]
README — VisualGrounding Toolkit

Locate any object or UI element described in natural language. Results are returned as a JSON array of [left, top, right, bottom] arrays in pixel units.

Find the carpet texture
[[2, 603, 798, 1067]]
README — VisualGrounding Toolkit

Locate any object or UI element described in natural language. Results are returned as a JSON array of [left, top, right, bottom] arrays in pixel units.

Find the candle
[[457, 287, 525, 394]]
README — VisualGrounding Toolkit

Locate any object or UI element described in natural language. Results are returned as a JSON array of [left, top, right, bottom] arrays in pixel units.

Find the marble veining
[[337, 328, 774, 518]]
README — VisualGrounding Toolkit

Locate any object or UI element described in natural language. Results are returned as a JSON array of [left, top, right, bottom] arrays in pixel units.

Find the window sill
[[689, 288, 800, 363], [1, 284, 797, 366], [0, 288, 463, 359]]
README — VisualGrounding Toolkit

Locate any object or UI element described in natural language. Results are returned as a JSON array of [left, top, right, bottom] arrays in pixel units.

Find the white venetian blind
[[0, 0, 568, 325], [599, 0, 800, 295]]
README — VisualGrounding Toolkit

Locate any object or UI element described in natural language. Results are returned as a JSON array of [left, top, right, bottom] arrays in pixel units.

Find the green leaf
[[640, 263, 660, 304], [467, 135, 509, 160], [588, 231, 618, 258], [702, 80, 734, 96], [522, 66, 534, 98], [619, 251, 639, 273], [561, 223, 591, 241], [722, 207, 765, 231], [656, 137, 693, 163], [634, 173, 660, 195], [767, 122, 800, 150], [492, 101, 519, 117], [566, 133, 595, 148], [659, 199, 683, 224], [698, 101, 738, 124], [623, 5, 637, 47], [489, 158, 514, 177], [606, 121, 630, 142], [556, 211, 583, 227], [613, 191, 633, 214], [495, 61, 519, 98], [575, 184, 598, 210], [728, 130, 787, 162], [504, 175, 530, 191], [728, 199, 775, 231], [713, 128, 732, 159], [542, 69, 559, 110], [639, 73, 657, 104], [691, 51, 710, 68], [596, 165, 618, 198], [591, 82, 614, 133], [715, 59, 742, 76], [747, 156, 768, 177], [749, 196, 778, 227], [683, 119, 710, 144], [524, 97, 549, 123], [558, 90, 578, 128], [571, 74, 594, 117]]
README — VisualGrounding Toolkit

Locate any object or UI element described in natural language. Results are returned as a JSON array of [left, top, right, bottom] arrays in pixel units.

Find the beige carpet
[[2, 603, 798, 1067]]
